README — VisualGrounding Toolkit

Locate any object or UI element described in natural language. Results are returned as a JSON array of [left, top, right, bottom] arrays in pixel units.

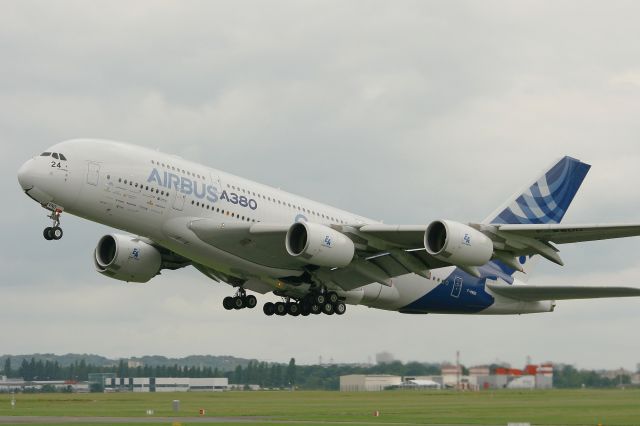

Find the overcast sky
[[2, 1, 640, 371]]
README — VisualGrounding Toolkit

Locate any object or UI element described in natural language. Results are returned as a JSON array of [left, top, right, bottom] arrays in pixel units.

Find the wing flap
[[487, 281, 640, 301]]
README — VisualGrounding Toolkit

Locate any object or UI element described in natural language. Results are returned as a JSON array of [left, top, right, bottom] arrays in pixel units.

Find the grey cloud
[[2, 0, 640, 369]]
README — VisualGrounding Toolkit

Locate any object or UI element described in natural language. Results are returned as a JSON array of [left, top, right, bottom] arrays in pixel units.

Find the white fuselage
[[17, 139, 552, 315]]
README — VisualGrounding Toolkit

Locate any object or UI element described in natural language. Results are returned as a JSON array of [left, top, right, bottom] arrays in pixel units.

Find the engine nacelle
[[94, 234, 162, 283], [424, 220, 493, 267], [285, 222, 355, 268]]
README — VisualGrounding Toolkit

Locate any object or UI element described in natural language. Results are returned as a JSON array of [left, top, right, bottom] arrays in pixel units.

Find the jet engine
[[94, 234, 162, 283], [425, 220, 493, 267], [286, 222, 355, 268]]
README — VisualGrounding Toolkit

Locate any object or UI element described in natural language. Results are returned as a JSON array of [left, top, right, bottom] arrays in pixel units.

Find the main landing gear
[[262, 291, 347, 317], [222, 288, 257, 311], [43, 208, 63, 241]]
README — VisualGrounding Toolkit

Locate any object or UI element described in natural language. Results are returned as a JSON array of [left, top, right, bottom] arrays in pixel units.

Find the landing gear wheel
[[232, 296, 245, 310], [334, 302, 347, 315], [263, 302, 275, 316], [43, 227, 53, 240], [43, 208, 63, 240], [322, 302, 334, 315], [287, 303, 300, 316], [245, 295, 257, 309], [327, 291, 339, 304], [310, 304, 321, 315], [223, 297, 234, 310], [274, 302, 287, 316], [51, 226, 63, 240], [300, 303, 311, 316], [315, 294, 326, 305]]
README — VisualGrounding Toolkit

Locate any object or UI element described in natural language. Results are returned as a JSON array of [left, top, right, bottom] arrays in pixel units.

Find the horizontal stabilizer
[[487, 281, 640, 301]]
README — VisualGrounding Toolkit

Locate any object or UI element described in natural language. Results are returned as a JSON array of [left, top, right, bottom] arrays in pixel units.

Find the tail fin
[[483, 156, 591, 225], [483, 156, 590, 281]]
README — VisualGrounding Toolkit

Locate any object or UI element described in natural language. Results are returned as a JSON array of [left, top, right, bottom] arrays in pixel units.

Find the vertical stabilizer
[[483, 156, 591, 225], [483, 156, 590, 280]]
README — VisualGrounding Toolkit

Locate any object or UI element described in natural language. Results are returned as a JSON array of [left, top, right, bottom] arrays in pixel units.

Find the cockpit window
[[52, 153, 59, 159], [41, 152, 51, 157], [59, 153, 67, 161]]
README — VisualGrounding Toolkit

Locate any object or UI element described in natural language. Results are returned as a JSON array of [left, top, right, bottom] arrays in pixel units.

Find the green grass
[[0, 389, 639, 425]]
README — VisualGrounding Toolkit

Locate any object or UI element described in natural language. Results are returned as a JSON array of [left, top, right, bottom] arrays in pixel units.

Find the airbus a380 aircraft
[[17, 139, 640, 317]]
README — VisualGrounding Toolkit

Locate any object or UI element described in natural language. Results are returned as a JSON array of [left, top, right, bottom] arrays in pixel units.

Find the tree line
[[2, 357, 634, 389]]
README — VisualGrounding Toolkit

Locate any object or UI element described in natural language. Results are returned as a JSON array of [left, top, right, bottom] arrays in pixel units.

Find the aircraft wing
[[186, 219, 447, 290], [185, 218, 640, 290], [494, 223, 640, 244], [187, 219, 299, 269], [359, 222, 640, 268], [487, 281, 640, 301]]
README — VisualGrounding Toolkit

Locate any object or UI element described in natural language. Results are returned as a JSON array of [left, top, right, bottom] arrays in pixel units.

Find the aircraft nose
[[17, 159, 35, 190]]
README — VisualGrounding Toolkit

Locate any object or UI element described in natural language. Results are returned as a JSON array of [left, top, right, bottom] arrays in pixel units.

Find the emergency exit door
[[86, 162, 100, 186], [451, 276, 463, 298]]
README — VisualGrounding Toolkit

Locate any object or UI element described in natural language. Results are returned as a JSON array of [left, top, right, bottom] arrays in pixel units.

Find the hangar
[[339, 374, 402, 391]]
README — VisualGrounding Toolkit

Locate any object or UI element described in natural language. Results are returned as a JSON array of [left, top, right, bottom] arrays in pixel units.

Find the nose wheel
[[43, 208, 63, 241]]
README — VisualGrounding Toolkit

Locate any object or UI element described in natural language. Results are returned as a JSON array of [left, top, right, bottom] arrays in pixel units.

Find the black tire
[[223, 297, 234, 310], [335, 302, 347, 315], [51, 226, 63, 240], [263, 302, 275, 316], [287, 303, 300, 316], [43, 227, 53, 240], [275, 302, 287, 316], [300, 302, 311, 316], [327, 291, 339, 304], [233, 296, 244, 310], [322, 302, 334, 315], [245, 295, 257, 309], [315, 294, 326, 305], [310, 304, 321, 315]]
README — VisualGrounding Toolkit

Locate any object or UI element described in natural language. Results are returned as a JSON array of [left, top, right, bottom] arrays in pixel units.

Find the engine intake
[[286, 222, 354, 268], [425, 220, 493, 267], [94, 234, 162, 283]]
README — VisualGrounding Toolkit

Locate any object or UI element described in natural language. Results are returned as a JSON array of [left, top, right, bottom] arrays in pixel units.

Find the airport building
[[339, 363, 554, 391], [0, 377, 89, 393], [339, 374, 402, 391], [103, 377, 228, 392]]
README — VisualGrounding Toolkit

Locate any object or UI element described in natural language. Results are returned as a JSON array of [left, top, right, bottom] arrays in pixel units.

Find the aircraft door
[[210, 171, 223, 202], [87, 162, 100, 186], [451, 276, 463, 298], [172, 192, 186, 211]]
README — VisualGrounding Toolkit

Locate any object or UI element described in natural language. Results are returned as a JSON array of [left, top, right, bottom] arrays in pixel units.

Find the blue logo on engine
[[130, 248, 140, 259], [323, 236, 332, 247], [463, 233, 471, 245]]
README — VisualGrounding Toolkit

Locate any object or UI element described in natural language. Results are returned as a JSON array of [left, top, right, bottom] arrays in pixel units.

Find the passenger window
[[59, 154, 67, 161], [41, 152, 51, 157], [52, 153, 59, 159]]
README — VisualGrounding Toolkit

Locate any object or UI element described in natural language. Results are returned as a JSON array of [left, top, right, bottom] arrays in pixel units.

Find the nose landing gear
[[43, 208, 63, 241]]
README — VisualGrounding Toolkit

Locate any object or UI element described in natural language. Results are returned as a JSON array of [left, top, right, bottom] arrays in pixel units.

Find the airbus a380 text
[[17, 139, 640, 317]]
